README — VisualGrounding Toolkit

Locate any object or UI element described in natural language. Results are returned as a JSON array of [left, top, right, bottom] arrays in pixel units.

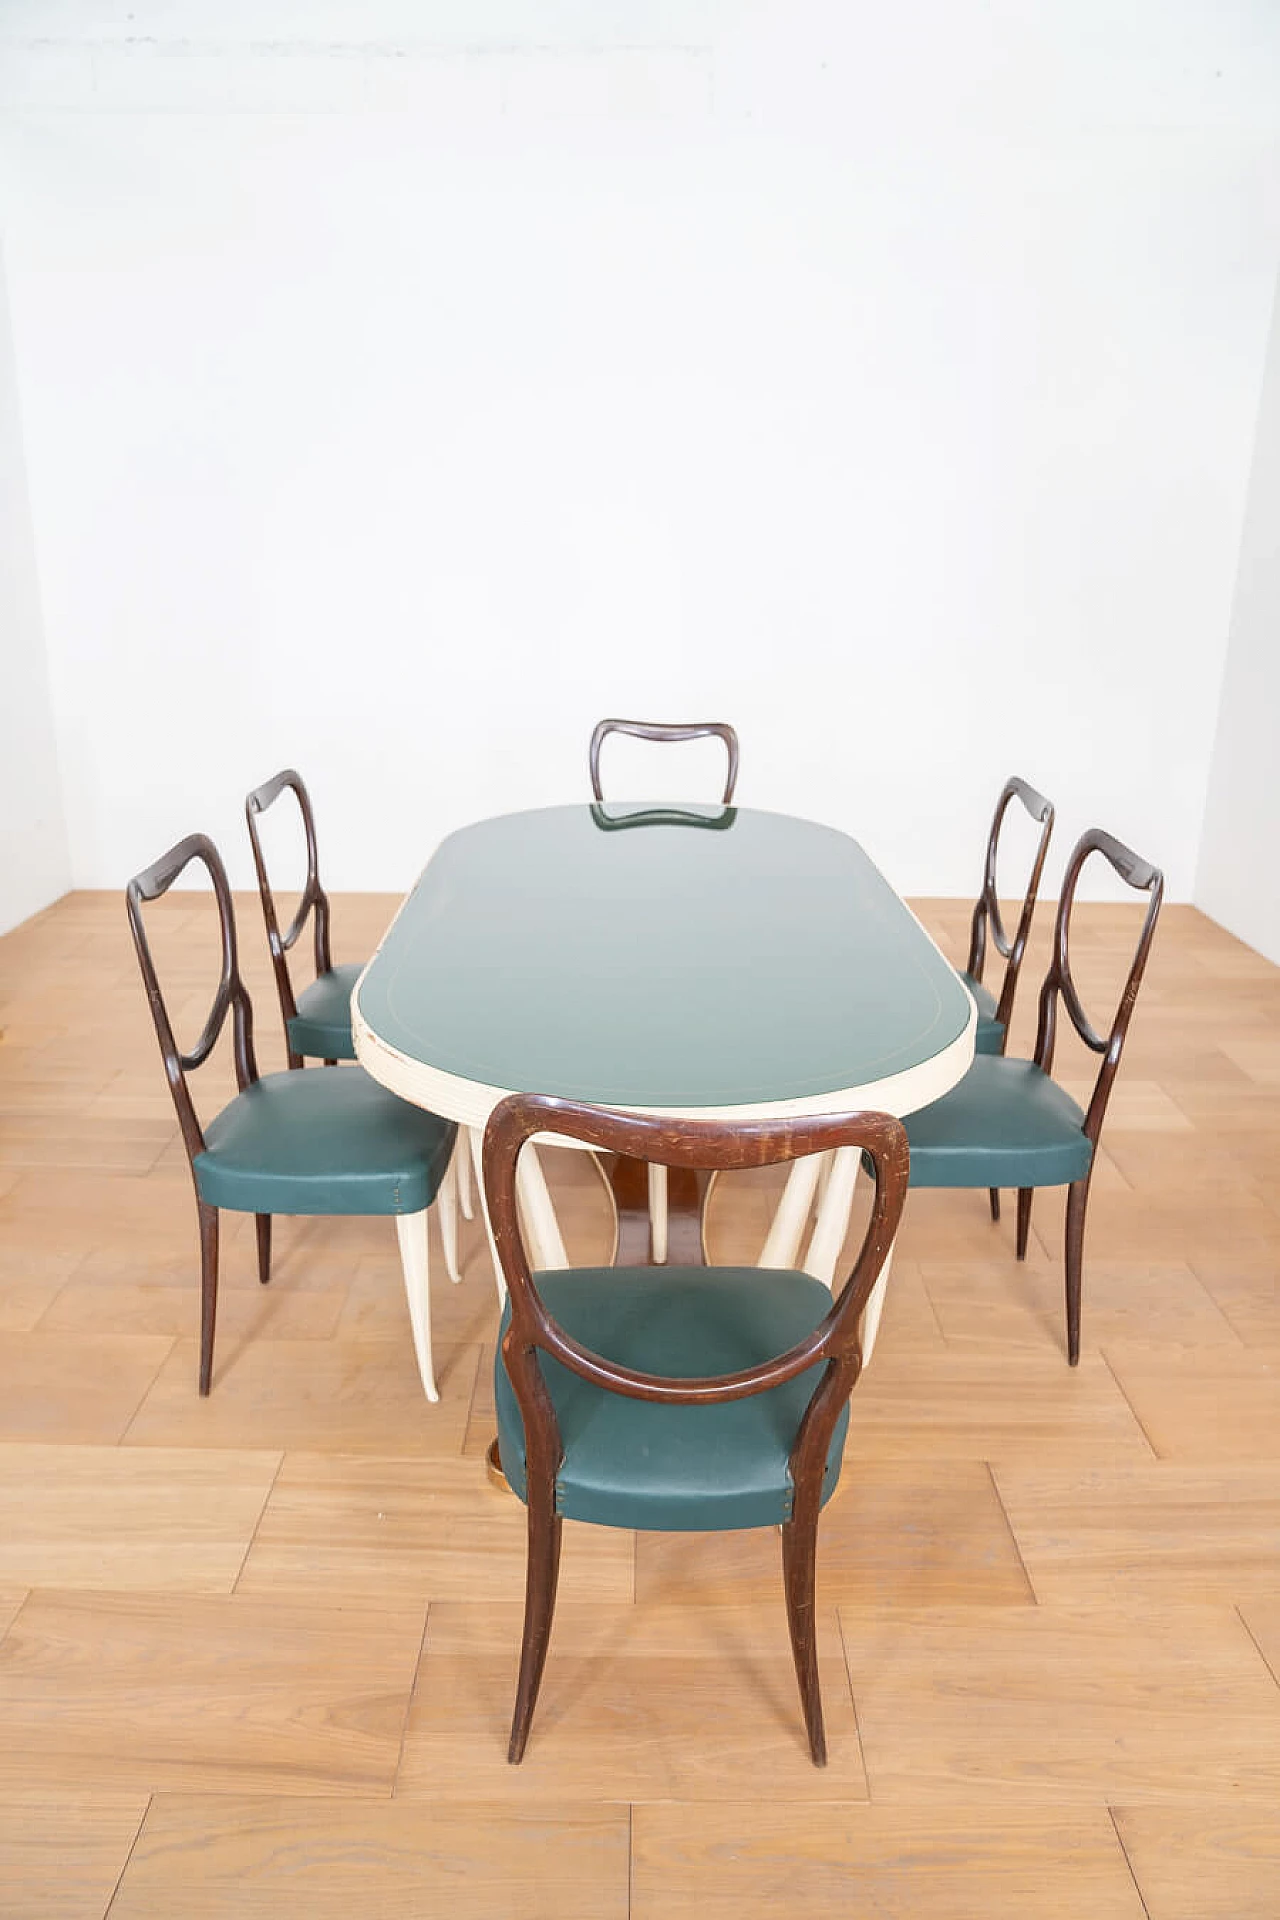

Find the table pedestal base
[[601, 1153, 710, 1266]]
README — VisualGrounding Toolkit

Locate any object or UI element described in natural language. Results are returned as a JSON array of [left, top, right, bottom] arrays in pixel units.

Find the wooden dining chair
[[963, 775, 1056, 1058], [126, 833, 460, 1401], [904, 827, 1163, 1364], [588, 719, 740, 804], [484, 1093, 909, 1766], [244, 767, 363, 1069]]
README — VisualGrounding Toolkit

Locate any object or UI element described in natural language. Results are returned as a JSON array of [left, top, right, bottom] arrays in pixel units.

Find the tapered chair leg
[[1064, 1175, 1092, 1366], [255, 1214, 272, 1286], [781, 1500, 827, 1765], [509, 1487, 563, 1764], [197, 1201, 219, 1396], [1016, 1188, 1033, 1259], [988, 1188, 1000, 1223], [395, 1210, 438, 1402]]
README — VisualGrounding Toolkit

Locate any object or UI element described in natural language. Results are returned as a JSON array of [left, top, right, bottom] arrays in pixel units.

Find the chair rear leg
[[1064, 1175, 1092, 1366], [197, 1201, 219, 1395], [1016, 1188, 1033, 1259], [255, 1214, 272, 1285], [509, 1490, 563, 1763], [781, 1500, 827, 1765], [988, 1188, 1000, 1223]]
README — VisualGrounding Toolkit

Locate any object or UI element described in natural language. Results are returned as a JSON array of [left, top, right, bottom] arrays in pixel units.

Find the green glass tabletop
[[356, 804, 971, 1110]]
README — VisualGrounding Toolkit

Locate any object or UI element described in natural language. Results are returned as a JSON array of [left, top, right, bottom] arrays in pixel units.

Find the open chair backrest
[[1033, 828, 1164, 1145], [244, 768, 335, 1036], [484, 1096, 908, 1498], [966, 775, 1056, 1032], [125, 833, 259, 1170], [588, 719, 740, 804]]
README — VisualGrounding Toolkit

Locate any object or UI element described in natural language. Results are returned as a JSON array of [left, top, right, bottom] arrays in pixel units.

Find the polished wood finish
[[3, 887, 1280, 1909], [970, 777, 1054, 1223], [244, 767, 340, 1070], [966, 775, 1055, 1044], [126, 836, 262, 1394], [1028, 829, 1164, 1362], [588, 718, 740, 803], [483, 1094, 909, 1765]]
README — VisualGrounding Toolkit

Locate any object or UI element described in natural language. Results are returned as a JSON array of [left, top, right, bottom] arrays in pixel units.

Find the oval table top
[[353, 803, 975, 1129]]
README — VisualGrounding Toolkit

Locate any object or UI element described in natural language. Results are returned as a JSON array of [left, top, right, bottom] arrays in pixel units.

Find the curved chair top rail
[[244, 767, 334, 988], [1034, 826, 1164, 1143], [484, 1093, 908, 1408], [125, 832, 258, 1165], [588, 719, 740, 804], [966, 776, 1056, 1029], [588, 801, 738, 834]]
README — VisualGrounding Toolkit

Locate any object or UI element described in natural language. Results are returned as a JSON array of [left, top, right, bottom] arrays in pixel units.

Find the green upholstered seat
[[495, 1266, 849, 1532], [904, 1055, 1093, 1190], [193, 1065, 455, 1215], [959, 971, 1005, 1056], [287, 961, 363, 1061]]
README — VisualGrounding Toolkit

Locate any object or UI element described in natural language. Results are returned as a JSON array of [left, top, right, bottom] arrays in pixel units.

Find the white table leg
[[802, 1145, 861, 1289], [859, 1238, 897, 1367], [758, 1153, 824, 1269], [456, 1128, 476, 1220], [648, 1162, 669, 1264], [395, 1210, 438, 1403], [516, 1141, 570, 1271], [438, 1149, 462, 1286], [469, 1125, 507, 1305]]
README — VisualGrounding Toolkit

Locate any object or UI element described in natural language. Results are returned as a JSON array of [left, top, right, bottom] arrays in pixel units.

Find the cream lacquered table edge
[[351, 810, 977, 1381]]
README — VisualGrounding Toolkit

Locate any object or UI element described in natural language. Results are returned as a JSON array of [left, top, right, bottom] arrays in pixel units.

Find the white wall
[[0, 241, 70, 934], [1195, 264, 1280, 961], [2, 2, 1280, 903]]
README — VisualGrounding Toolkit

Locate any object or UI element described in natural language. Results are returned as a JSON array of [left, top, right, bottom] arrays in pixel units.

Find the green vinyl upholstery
[[959, 971, 1005, 1056], [495, 1266, 849, 1531], [287, 961, 363, 1061], [904, 1055, 1093, 1190], [193, 1065, 456, 1215]]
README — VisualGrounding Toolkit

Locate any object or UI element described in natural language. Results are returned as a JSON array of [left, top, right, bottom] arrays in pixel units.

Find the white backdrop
[[2, 0, 1280, 910]]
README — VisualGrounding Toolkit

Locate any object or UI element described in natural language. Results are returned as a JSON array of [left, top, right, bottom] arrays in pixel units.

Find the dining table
[[352, 798, 976, 1384]]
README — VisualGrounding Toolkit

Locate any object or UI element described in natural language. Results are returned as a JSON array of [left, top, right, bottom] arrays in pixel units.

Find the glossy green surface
[[357, 804, 971, 1108]]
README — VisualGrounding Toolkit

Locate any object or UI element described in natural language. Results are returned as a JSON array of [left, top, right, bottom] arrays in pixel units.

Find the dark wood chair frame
[[483, 1094, 910, 1767], [968, 776, 1055, 1225], [1011, 827, 1163, 1362], [126, 833, 272, 1395], [588, 719, 740, 804], [245, 767, 340, 1070]]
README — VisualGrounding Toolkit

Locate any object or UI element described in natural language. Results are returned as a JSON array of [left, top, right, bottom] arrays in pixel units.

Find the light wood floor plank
[[843, 1603, 1280, 1803], [107, 1795, 629, 1919], [992, 1464, 1280, 1604], [633, 1804, 1148, 1918], [0, 1334, 175, 1445], [0, 1590, 426, 1794], [841, 1352, 1154, 1463], [1101, 1345, 1280, 1461], [0, 1792, 150, 1920], [0, 1444, 280, 1592], [1113, 1805, 1280, 1919]]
